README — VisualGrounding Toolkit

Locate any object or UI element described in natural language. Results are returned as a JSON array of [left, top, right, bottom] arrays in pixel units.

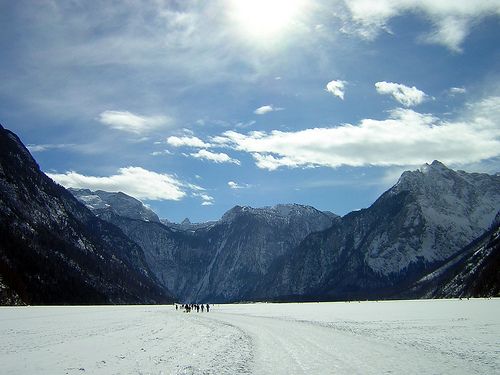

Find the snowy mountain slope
[[406, 217, 500, 298], [256, 161, 500, 301], [0, 124, 173, 305], [70, 188, 160, 223]]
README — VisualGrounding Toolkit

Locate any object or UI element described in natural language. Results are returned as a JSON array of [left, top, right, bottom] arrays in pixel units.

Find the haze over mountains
[[1, 124, 499, 305]]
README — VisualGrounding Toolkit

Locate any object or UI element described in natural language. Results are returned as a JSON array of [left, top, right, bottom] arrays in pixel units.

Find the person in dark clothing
[[206, 304, 210, 313]]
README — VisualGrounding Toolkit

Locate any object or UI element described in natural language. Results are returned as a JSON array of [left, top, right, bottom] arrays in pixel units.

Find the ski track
[[0, 299, 499, 374]]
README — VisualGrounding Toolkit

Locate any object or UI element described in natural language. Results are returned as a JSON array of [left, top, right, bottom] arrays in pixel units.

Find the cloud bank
[[47, 167, 188, 201], [210, 96, 500, 170]]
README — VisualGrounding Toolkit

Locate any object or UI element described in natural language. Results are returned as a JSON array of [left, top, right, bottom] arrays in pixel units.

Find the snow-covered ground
[[1, 299, 498, 374]]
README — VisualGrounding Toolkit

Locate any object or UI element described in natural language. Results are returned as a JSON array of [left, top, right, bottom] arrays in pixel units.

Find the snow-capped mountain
[[70, 188, 160, 223], [0, 124, 173, 305], [71, 193, 337, 302], [255, 161, 500, 301], [68, 160, 499, 302]]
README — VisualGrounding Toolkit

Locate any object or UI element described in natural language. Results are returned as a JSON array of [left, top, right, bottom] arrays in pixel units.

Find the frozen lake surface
[[1, 299, 498, 374]]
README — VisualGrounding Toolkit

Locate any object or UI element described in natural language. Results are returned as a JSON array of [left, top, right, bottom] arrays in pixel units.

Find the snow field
[[0, 298, 498, 374], [0, 305, 251, 374]]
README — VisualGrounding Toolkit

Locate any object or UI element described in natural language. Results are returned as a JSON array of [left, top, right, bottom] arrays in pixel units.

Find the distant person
[[206, 304, 210, 313], [201, 304, 204, 312]]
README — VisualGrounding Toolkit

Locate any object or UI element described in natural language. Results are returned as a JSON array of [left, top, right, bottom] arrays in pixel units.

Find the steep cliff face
[[70, 191, 337, 302], [0, 124, 173, 305], [90, 212, 216, 302], [192, 204, 336, 302], [257, 161, 500, 301]]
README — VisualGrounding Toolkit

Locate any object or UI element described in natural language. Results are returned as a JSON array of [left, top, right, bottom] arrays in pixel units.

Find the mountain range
[[253, 161, 500, 301], [69, 189, 337, 302], [1, 123, 499, 305], [71, 163, 500, 303]]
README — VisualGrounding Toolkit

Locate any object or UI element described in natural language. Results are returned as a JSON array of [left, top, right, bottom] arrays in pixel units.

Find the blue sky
[[1, 0, 499, 222]]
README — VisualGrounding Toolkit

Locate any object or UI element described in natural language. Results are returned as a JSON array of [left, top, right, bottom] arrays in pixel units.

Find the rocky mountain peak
[[393, 160, 464, 195], [69, 188, 160, 223], [220, 205, 249, 222]]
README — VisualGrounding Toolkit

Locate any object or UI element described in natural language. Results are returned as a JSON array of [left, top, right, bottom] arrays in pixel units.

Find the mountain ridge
[[71, 160, 499, 302], [250, 160, 500, 301], [0, 124, 173, 305], [71, 190, 338, 302]]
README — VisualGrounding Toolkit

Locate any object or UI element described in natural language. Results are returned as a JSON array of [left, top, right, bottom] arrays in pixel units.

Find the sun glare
[[228, 0, 305, 40]]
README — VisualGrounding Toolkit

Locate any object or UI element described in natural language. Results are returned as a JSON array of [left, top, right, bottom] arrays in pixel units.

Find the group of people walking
[[175, 303, 210, 313]]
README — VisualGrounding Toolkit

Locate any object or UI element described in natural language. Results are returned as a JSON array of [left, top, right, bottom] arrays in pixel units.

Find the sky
[[1, 0, 499, 223]]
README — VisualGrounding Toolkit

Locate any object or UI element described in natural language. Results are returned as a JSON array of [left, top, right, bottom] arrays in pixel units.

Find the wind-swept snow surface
[[1, 299, 498, 374]]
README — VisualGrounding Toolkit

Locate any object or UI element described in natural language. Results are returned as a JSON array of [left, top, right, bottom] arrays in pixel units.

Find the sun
[[228, 0, 305, 40]]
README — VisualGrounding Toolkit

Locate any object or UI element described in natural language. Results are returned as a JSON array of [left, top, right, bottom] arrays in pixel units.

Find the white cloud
[[166, 136, 211, 148], [27, 143, 75, 153], [190, 149, 241, 165], [193, 192, 215, 206], [422, 17, 469, 52], [228, 181, 252, 189], [98, 110, 171, 134], [235, 120, 257, 129], [339, 0, 500, 51], [212, 96, 500, 170], [325, 80, 347, 100], [375, 81, 427, 107], [150, 150, 173, 156], [254, 105, 284, 115], [449, 87, 467, 95], [47, 166, 187, 201]]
